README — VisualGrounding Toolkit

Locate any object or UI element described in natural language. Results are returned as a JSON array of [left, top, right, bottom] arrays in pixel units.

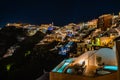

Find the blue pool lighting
[[104, 66, 118, 71], [52, 58, 74, 73], [57, 62, 69, 73]]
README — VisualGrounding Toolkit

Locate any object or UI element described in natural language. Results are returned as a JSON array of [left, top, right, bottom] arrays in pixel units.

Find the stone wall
[[50, 72, 117, 80]]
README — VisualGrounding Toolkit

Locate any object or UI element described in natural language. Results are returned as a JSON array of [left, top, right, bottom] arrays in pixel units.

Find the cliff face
[[0, 26, 25, 57], [0, 26, 65, 80], [0, 26, 46, 80]]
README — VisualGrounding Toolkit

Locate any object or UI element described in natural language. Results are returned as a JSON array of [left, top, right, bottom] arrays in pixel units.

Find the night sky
[[0, 0, 120, 26]]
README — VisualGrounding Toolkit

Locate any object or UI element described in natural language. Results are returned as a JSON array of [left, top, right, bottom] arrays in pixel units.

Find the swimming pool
[[103, 66, 118, 71], [52, 58, 74, 73], [57, 62, 69, 73]]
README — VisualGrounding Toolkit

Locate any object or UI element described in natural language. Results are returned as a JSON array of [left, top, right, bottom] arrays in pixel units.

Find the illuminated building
[[50, 48, 117, 80], [116, 16, 120, 27], [91, 37, 114, 48], [6, 23, 22, 28], [65, 23, 76, 30], [77, 43, 86, 54], [97, 14, 113, 31], [87, 19, 98, 28]]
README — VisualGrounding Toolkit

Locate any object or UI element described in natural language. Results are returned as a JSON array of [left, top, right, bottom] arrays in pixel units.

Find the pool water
[[57, 62, 69, 73], [103, 66, 118, 71], [52, 58, 73, 73]]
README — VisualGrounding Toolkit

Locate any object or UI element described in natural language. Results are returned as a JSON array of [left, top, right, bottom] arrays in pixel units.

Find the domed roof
[[74, 48, 117, 66], [96, 48, 117, 65]]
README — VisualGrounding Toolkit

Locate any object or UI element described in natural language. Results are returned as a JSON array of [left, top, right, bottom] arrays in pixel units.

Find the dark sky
[[0, 0, 120, 26]]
